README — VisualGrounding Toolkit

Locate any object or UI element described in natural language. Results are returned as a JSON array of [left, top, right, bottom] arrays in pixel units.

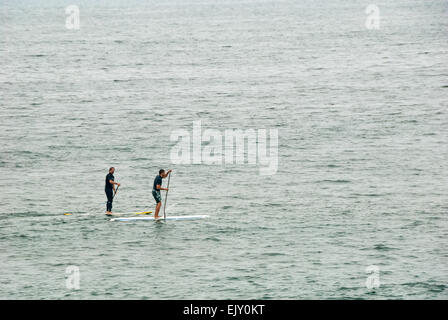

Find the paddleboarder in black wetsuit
[[105, 167, 120, 215], [153, 169, 172, 219]]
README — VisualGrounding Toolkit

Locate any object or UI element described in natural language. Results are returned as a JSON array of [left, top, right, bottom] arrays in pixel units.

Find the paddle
[[113, 185, 119, 198], [163, 172, 171, 220]]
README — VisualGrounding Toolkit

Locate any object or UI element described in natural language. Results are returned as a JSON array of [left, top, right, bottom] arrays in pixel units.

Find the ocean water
[[0, 0, 447, 299]]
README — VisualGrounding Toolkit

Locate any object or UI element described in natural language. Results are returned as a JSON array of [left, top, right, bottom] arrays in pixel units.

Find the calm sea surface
[[0, 0, 447, 299]]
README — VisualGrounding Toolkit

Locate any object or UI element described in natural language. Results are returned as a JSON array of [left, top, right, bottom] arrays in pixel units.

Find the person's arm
[[156, 183, 168, 191], [163, 169, 172, 178], [109, 179, 120, 187]]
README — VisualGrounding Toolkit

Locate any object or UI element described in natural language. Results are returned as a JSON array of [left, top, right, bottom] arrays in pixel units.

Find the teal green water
[[0, 0, 447, 299]]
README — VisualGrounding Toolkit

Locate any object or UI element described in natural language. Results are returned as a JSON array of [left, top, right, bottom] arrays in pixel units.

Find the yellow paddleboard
[[106, 211, 152, 216]]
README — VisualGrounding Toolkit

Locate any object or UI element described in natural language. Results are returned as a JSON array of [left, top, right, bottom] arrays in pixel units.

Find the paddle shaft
[[113, 185, 119, 199], [163, 173, 171, 220]]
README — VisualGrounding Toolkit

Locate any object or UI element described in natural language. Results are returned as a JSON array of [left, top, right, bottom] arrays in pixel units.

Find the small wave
[[262, 252, 286, 256], [373, 244, 396, 251], [402, 282, 446, 293], [205, 236, 220, 242], [352, 193, 388, 197], [318, 179, 351, 183]]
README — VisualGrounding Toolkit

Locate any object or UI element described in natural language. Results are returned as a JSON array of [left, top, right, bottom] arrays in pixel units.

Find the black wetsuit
[[152, 175, 163, 203], [105, 173, 114, 211]]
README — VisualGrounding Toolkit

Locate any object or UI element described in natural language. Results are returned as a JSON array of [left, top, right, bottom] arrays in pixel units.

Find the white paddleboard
[[110, 215, 209, 222]]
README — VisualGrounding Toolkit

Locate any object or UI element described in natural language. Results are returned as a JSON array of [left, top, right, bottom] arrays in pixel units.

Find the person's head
[[109, 167, 115, 174], [159, 169, 165, 177]]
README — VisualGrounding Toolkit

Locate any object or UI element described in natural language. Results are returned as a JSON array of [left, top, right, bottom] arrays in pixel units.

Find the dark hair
[[159, 169, 165, 175], [109, 167, 114, 172]]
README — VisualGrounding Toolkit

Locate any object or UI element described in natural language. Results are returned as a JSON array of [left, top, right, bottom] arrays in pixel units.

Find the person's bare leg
[[154, 202, 162, 219]]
